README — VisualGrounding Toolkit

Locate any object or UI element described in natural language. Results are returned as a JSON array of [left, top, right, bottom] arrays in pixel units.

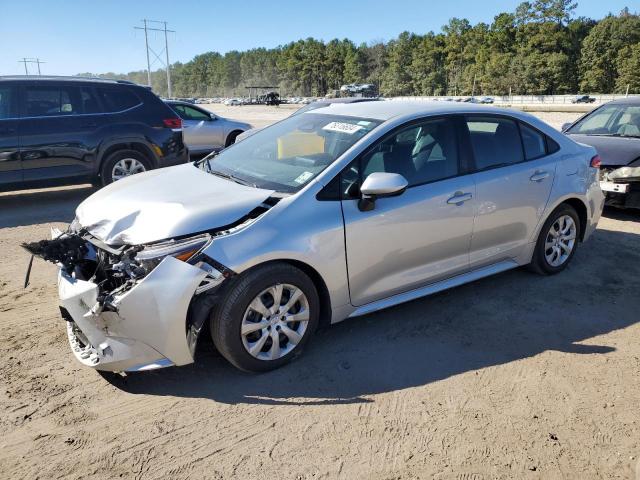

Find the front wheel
[[529, 204, 580, 275], [210, 263, 320, 372]]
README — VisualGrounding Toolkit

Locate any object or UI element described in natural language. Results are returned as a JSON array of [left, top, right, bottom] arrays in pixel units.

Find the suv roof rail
[[0, 75, 141, 86]]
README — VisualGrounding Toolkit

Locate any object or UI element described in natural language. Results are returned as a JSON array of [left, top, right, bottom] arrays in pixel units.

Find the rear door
[[173, 104, 224, 153], [20, 83, 106, 183], [464, 115, 558, 268], [0, 83, 22, 187]]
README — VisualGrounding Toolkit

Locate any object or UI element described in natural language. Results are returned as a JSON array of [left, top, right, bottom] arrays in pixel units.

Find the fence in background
[[389, 94, 640, 104]]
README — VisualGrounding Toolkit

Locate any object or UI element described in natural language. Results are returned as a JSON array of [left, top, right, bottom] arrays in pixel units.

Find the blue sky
[[0, 0, 634, 76]]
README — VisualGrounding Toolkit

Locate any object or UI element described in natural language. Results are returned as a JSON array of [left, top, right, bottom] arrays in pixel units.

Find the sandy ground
[[1, 107, 639, 479]]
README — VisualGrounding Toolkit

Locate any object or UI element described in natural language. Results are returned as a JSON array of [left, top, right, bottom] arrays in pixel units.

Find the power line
[[18, 58, 45, 75], [134, 20, 175, 97]]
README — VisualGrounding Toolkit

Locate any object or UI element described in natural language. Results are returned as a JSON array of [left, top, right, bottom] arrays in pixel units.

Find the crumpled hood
[[569, 134, 640, 167], [76, 163, 274, 246]]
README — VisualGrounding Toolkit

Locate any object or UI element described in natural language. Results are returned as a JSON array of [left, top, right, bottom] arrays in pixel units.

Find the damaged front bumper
[[58, 251, 219, 373]]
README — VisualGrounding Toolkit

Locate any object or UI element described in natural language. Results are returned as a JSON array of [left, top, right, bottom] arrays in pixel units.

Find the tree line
[[83, 1, 640, 98]]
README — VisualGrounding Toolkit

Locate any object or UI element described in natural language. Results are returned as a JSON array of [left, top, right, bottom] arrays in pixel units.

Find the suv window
[[24, 86, 80, 117], [96, 87, 140, 113], [0, 86, 15, 119], [80, 87, 101, 114], [466, 116, 523, 170], [357, 117, 459, 188], [172, 104, 211, 121]]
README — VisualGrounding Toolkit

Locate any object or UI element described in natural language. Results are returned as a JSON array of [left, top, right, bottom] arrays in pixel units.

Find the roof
[[314, 97, 380, 105], [311, 100, 526, 122], [0, 75, 139, 85]]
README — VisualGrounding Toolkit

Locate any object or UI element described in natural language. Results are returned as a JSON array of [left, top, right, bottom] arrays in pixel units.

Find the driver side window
[[343, 117, 459, 198]]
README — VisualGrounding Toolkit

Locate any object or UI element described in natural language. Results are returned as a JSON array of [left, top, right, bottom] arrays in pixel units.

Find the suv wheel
[[210, 263, 319, 372], [101, 150, 151, 185], [529, 204, 580, 275]]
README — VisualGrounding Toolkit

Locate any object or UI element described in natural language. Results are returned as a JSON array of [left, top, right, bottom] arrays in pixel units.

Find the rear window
[[96, 87, 141, 112], [466, 116, 524, 170]]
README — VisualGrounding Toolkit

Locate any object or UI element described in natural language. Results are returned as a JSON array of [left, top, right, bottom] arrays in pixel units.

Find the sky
[[0, 0, 634, 76]]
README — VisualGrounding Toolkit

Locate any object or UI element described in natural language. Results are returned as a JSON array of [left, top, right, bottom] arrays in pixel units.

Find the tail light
[[163, 118, 182, 129], [590, 155, 601, 169]]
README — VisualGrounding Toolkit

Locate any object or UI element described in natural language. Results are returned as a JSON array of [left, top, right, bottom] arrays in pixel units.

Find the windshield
[[200, 112, 381, 193], [568, 104, 640, 137]]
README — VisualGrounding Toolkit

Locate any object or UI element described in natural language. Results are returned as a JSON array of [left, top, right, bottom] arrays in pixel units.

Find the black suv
[[0, 76, 188, 191]]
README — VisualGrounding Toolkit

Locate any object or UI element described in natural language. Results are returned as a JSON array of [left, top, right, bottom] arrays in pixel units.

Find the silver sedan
[[166, 101, 251, 156], [43, 101, 604, 373]]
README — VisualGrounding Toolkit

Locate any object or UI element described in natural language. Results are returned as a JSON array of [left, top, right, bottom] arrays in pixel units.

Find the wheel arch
[[561, 197, 588, 241], [225, 129, 244, 147]]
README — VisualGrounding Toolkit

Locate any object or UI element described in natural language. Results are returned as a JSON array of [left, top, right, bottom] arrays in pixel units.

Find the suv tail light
[[590, 155, 601, 169], [163, 118, 182, 129]]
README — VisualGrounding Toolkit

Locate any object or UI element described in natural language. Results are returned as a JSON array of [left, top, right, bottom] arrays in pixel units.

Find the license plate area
[[600, 181, 629, 193]]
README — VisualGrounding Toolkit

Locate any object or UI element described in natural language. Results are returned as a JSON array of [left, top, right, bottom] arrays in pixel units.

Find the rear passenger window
[[25, 86, 79, 117], [80, 88, 101, 114], [519, 123, 546, 160], [96, 88, 140, 112], [466, 116, 523, 170]]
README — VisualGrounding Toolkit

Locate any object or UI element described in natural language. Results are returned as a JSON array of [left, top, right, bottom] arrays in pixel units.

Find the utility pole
[[134, 20, 175, 96], [18, 58, 45, 75]]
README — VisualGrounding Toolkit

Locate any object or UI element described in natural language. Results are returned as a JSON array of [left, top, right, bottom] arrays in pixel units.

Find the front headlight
[[609, 165, 640, 181], [135, 234, 211, 271]]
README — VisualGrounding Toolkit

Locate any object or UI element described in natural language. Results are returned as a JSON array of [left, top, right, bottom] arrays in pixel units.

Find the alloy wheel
[[111, 158, 146, 181], [544, 214, 577, 267], [241, 283, 310, 361]]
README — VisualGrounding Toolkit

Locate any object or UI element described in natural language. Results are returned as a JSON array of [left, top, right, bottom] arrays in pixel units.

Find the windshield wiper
[[209, 170, 256, 188]]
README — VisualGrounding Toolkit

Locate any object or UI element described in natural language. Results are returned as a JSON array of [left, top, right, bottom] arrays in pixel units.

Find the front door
[[464, 115, 558, 267], [0, 84, 21, 187], [341, 116, 476, 306]]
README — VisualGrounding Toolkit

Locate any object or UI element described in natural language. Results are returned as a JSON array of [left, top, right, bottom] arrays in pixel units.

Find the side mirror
[[561, 122, 571, 132], [358, 172, 408, 211], [209, 113, 217, 121]]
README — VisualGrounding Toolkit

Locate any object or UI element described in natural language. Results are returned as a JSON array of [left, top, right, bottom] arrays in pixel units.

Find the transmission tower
[[134, 20, 175, 97]]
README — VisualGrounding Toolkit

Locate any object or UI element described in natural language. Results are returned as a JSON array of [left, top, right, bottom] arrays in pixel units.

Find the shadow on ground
[[109, 227, 640, 406], [0, 185, 93, 228]]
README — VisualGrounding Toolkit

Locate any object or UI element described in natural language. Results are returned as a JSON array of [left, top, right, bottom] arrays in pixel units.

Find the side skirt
[[347, 259, 519, 319]]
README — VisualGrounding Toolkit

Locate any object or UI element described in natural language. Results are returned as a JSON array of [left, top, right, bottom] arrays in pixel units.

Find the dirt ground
[[1, 107, 639, 479]]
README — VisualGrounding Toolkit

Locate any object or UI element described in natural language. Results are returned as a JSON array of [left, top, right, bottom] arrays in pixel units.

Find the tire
[[210, 263, 320, 372], [100, 149, 151, 186], [225, 131, 242, 147], [529, 204, 581, 275]]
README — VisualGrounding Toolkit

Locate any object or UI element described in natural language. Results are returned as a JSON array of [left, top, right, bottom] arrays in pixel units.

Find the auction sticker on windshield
[[322, 121, 363, 135], [294, 171, 314, 184]]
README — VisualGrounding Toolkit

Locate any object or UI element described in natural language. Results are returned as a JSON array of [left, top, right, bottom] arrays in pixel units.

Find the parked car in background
[[224, 98, 242, 106], [235, 96, 381, 142], [478, 96, 494, 104], [40, 101, 603, 374], [0, 76, 187, 191], [562, 97, 640, 209], [165, 100, 251, 156], [572, 95, 596, 104]]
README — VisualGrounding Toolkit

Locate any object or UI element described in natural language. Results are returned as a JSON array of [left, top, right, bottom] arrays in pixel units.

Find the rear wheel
[[529, 204, 580, 275], [210, 263, 319, 372], [100, 149, 151, 186]]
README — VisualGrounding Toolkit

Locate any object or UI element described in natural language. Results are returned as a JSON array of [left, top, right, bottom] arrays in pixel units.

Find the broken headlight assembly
[[134, 234, 212, 274], [608, 165, 640, 182]]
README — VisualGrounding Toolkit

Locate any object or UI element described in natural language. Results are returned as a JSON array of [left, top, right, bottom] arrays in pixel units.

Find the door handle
[[530, 170, 550, 182], [447, 191, 473, 205], [80, 122, 98, 128]]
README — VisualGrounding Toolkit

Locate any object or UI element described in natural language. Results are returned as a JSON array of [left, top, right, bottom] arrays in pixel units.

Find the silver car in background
[[43, 101, 603, 373], [166, 100, 251, 156]]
